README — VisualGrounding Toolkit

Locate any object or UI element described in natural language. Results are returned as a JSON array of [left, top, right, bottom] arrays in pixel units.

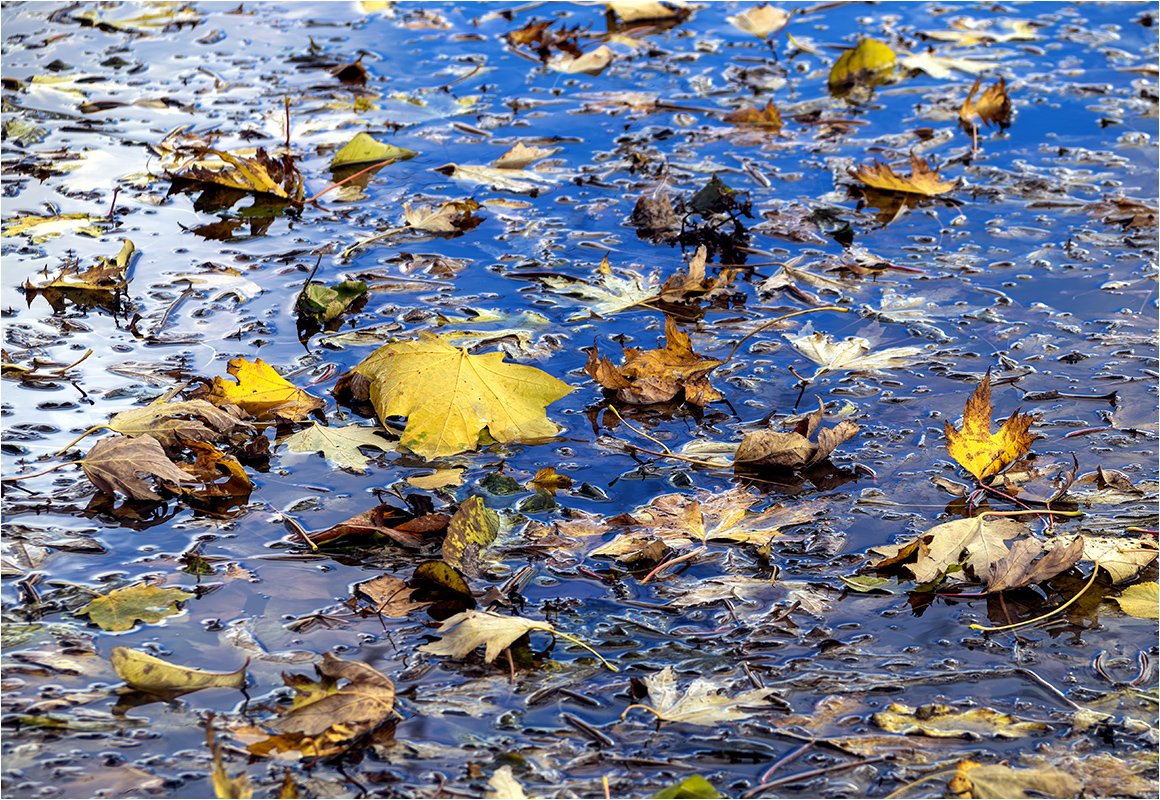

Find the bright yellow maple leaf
[[206, 357, 325, 421], [848, 153, 960, 197], [352, 334, 572, 458], [944, 370, 1034, 481]]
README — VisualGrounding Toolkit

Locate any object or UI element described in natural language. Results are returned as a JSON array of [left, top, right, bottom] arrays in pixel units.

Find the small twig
[[969, 564, 1100, 632], [436, 63, 482, 92], [284, 96, 291, 150], [788, 366, 808, 384], [2, 461, 76, 481], [725, 306, 849, 363], [757, 740, 814, 786], [304, 159, 394, 205], [46, 349, 94, 375], [107, 187, 120, 220], [1063, 426, 1113, 438], [744, 755, 891, 797], [267, 504, 319, 552], [608, 406, 671, 454], [640, 545, 705, 584], [1012, 667, 1086, 711]]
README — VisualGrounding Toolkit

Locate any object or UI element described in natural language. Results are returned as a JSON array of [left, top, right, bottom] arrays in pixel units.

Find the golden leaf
[[828, 38, 895, 96], [112, 647, 246, 694], [944, 369, 1035, 481], [206, 358, 325, 422], [848, 153, 960, 197], [723, 100, 783, 129], [959, 76, 1012, 129]]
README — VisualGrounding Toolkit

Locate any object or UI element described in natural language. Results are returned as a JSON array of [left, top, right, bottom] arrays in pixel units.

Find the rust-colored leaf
[[959, 76, 1012, 130], [848, 153, 960, 197], [723, 100, 783, 129]]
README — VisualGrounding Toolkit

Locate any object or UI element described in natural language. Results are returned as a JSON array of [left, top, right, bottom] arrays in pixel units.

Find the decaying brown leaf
[[490, 142, 560, 169], [735, 400, 859, 470], [659, 245, 738, 303], [873, 703, 1049, 738], [945, 369, 1035, 482], [723, 100, 783, 129], [22, 240, 134, 312], [403, 199, 485, 234], [984, 535, 1084, 593], [81, 435, 192, 501], [946, 760, 1081, 799], [354, 574, 431, 617], [848, 153, 960, 197], [418, 609, 613, 669], [867, 516, 1029, 586], [306, 502, 447, 548], [107, 398, 253, 451], [586, 316, 724, 406]]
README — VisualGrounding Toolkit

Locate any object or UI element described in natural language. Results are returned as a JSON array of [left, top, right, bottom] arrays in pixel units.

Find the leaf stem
[[969, 563, 1100, 632], [640, 545, 706, 584], [2, 460, 79, 481], [52, 425, 110, 457], [304, 159, 395, 205]]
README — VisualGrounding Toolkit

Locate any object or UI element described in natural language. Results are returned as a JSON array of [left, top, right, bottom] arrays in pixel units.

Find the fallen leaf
[[403, 198, 485, 234], [490, 143, 560, 169], [306, 502, 444, 548], [828, 38, 895, 97], [1081, 536, 1158, 583], [872, 702, 1049, 738], [1, 213, 105, 243], [946, 760, 1080, 799], [945, 369, 1035, 481], [205, 358, 326, 422], [958, 76, 1012, 130], [354, 574, 431, 617], [107, 399, 253, 450], [540, 257, 661, 320], [1084, 196, 1158, 229], [985, 535, 1084, 593], [549, 44, 615, 75], [530, 467, 572, 493], [295, 279, 367, 323], [586, 315, 724, 406], [406, 468, 465, 490], [419, 609, 613, 669], [432, 163, 557, 194], [208, 725, 253, 799], [279, 422, 394, 473], [22, 240, 134, 311], [659, 246, 738, 303], [623, 666, 779, 726], [71, 3, 203, 33], [329, 132, 417, 169], [350, 333, 573, 458], [486, 766, 528, 800], [442, 496, 500, 577], [111, 647, 246, 694], [920, 19, 1043, 45], [176, 438, 253, 511], [727, 5, 790, 39], [735, 400, 860, 469], [79, 585, 193, 631], [785, 328, 925, 378], [897, 52, 1000, 79], [171, 267, 263, 302], [171, 147, 303, 201], [608, 1, 690, 23], [723, 100, 783, 129], [1112, 582, 1159, 618], [871, 516, 1027, 586], [82, 435, 193, 501], [632, 193, 681, 240], [848, 153, 960, 197]]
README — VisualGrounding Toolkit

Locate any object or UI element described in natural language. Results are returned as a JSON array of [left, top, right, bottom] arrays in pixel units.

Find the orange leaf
[[206, 357, 325, 422], [959, 76, 1012, 129], [944, 369, 1035, 481], [848, 154, 960, 197], [723, 100, 783, 129]]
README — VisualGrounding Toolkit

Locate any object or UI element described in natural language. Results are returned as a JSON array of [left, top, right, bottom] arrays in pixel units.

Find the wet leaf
[[659, 246, 738, 303], [205, 357, 326, 422], [490, 143, 560, 169], [848, 153, 960, 197], [1080, 536, 1158, 583], [549, 44, 615, 75], [176, 438, 253, 510], [608, 1, 690, 23], [735, 400, 860, 470], [486, 766, 527, 800], [1111, 582, 1159, 618], [419, 609, 613, 669], [653, 775, 723, 799], [267, 653, 395, 738], [624, 489, 828, 548], [107, 399, 252, 450], [330, 132, 417, 168], [71, 3, 203, 33], [23, 240, 134, 302], [828, 38, 895, 96], [406, 468, 465, 490], [306, 502, 441, 548], [79, 585, 192, 631], [111, 647, 246, 694], [354, 574, 431, 617], [959, 76, 1012, 130], [869, 517, 1028, 586], [540, 257, 661, 320], [872, 702, 1049, 738], [786, 328, 925, 378], [350, 333, 573, 458], [442, 496, 500, 577], [171, 147, 303, 201], [623, 666, 779, 726], [897, 52, 1001, 79], [403, 198, 485, 233], [946, 760, 1080, 799], [727, 5, 790, 39], [295, 279, 367, 323], [530, 467, 572, 493], [82, 435, 193, 501], [586, 315, 724, 406], [279, 422, 393, 473], [920, 19, 1043, 45], [723, 100, 783, 129], [432, 163, 557, 193], [985, 536, 1083, 593], [208, 725, 252, 799], [171, 266, 263, 302], [2, 213, 105, 242], [945, 370, 1035, 482]]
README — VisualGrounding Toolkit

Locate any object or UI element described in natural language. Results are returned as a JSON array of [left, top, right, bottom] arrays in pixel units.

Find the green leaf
[[295, 279, 367, 322], [653, 775, 723, 799], [79, 585, 193, 631], [330, 133, 417, 169], [441, 496, 499, 576], [111, 647, 247, 694]]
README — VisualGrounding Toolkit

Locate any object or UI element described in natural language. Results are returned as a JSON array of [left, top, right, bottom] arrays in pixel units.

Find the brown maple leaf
[[81, 435, 192, 501], [585, 316, 724, 406], [723, 100, 783, 129], [959, 76, 1012, 130], [848, 154, 960, 197]]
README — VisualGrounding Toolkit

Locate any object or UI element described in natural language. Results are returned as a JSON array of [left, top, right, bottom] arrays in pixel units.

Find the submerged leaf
[[279, 423, 394, 473], [442, 496, 500, 576], [873, 703, 1049, 738], [1112, 582, 1159, 618], [946, 760, 1080, 799]]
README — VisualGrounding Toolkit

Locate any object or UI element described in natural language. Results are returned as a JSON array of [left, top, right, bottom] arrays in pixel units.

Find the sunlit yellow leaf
[[111, 647, 246, 694], [206, 358, 325, 422], [944, 369, 1035, 481]]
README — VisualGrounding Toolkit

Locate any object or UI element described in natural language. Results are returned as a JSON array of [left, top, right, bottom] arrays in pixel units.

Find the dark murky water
[[2, 1, 1157, 798]]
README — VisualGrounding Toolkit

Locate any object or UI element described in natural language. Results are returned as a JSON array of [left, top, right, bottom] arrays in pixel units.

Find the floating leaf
[[487, 766, 528, 800], [441, 496, 500, 577], [79, 585, 192, 631], [23, 240, 134, 311], [330, 132, 416, 169], [549, 45, 614, 76], [946, 760, 1080, 799], [432, 163, 557, 194], [419, 609, 614, 669], [897, 52, 1000, 79], [945, 370, 1035, 482], [306, 502, 443, 548], [540, 257, 661, 320], [1081, 536, 1158, 583], [653, 775, 724, 799], [727, 5, 790, 39], [1112, 582, 1159, 618], [350, 334, 572, 458], [723, 101, 783, 129], [530, 467, 572, 494], [406, 468, 465, 490], [786, 328, 925, 378], [171, 147, 303, 201], [107, 399, 252, 450], [828, 38, 895, 96], [872, 702, 1049, 738], [623, 666, 779, 726], [490, 143, 559, 169], [81, 435, 192, 501], [985, 536, 1084, 593], [205, 358, 326, 422], [171, 267, 263, 302], [2, 213, 105, 243], [848, 153, 960, 197], [659, 246, 738, 304], [403, 198, 485, 233], [586, 315, 724, 406], [735, 400, 860, 470], [295, 279, 367, 323], [208, 725, 253, 800], [869, 517, 1027, 586], [111, 647, 246, 694], [354, 574, 431, 617]]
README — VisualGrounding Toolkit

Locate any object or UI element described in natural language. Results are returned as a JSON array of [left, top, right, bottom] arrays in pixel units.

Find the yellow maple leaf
[[848, 153, 960, 197], [352, 334, 573, 459], [206, 358, 325, 421], [959, 76, 1012, 129], [944, 370, 1034, 481]]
